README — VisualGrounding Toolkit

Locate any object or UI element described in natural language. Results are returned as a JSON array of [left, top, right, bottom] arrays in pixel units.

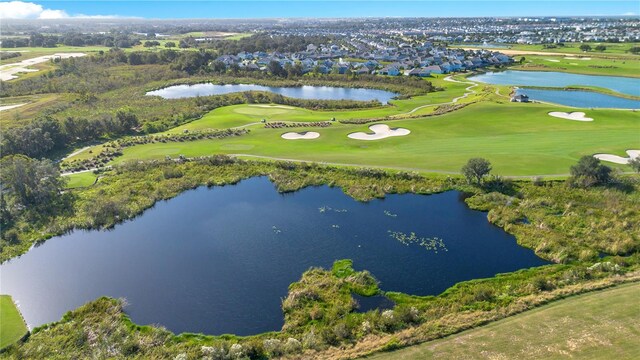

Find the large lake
[[470, 70, 640, 97], [515, 88, 640, 109], [146, 84, 398, 104], [0, 177, 547, 336]]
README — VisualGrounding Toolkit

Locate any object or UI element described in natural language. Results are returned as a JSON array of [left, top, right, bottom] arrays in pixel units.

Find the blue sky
[[1, 1, 638, 19]]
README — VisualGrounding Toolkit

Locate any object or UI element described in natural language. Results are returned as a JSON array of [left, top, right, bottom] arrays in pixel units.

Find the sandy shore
[[548, 112, 593, 121], [0, 53, 86, 81], [348, 124, 410, 141], [281, 131, 320, 140], [594, 150, 639, 164]]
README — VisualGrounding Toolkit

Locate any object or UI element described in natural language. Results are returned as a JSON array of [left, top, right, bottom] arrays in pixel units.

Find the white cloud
[[0, 1, 44, 18], [0, 1, 121, 19], [38, 9, 68, 19]]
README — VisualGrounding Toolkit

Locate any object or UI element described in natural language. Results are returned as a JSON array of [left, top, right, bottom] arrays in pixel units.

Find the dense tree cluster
[[0, 155, 65, 208], [1, 109, 138, 158]]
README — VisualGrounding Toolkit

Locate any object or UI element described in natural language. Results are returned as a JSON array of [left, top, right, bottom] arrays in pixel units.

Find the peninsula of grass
[[0, 295, 28, 350], [93, 102, 640, 176], [367, 281, 640, 360]]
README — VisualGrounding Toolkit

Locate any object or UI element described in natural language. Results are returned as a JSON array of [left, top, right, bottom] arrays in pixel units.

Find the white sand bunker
[[564, 57, 591, 60], [548, 111, 593, 121], [281, 131, 320, 140], [594, 150, 640, 165], [545, 59, 560, 62], [348, 124, 410, 141]]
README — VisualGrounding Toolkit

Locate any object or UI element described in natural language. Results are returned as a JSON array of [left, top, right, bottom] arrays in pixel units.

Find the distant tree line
[[199, 33, 334, 54], [0, 32, 142, 48]]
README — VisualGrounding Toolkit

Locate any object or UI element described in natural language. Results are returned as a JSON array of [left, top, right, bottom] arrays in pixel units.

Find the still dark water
[[146, 83, 398, 104], [0, 177, 547, 336]]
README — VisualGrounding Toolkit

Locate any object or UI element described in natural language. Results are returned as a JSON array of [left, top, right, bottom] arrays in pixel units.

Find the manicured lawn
[[514, 54, 640, 78], [366, 282, 640, 360], [64, 172, 98, 189], [0, 295, 28, 350], [508, 42, 640, 57], [163, 78, 473, 132], [115, 102, 639, 176], [452, 42, 640, 59]]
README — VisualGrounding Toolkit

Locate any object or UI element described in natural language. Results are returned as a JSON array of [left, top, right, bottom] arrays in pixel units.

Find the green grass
[[64, 172, 98, 189], [509, 42, 640, 56], [112, 102, 639, 176], [514, 54, 640, 78], [0, 295, 28, 350], [366, 282, 640, 360], [0, 94, 72, 128], [452, 42, 640, 58]]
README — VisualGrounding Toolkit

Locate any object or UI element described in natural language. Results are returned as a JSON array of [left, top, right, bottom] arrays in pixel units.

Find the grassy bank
[[0, 295, 28, 350], [367, 281, 640, 360]]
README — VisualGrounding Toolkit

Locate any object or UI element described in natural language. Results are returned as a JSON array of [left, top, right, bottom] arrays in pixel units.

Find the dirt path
[[0, 103, 27, 112], [0, 53, 86, 81]]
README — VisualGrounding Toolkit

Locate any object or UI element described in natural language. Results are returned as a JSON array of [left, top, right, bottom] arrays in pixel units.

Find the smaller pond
[[352, 294, 395, 313], [515, 88, 640, 109], [146, 83, 398, 104], [470, 70, 640, 97]]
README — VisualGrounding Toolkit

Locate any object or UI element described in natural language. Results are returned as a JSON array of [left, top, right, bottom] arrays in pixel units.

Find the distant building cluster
[[215, 44, 513, 76]]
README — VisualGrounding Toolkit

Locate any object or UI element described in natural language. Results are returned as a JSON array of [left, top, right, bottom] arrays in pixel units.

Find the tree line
[[0, 32, 142, 48]]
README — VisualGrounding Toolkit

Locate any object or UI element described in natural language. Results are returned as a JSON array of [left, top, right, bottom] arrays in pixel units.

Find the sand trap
[[0, 53, 86, 81], [249, 104, 295, 109], [545, 59, 560, 62], [569, 63, 578, 65], [564, 57, 591, 60], [548, 111, 593, 121], [0, 103, 26, 112], [594, 150, 639, 164], [348, 124, 410, 141], [281, 131, 320, 140]]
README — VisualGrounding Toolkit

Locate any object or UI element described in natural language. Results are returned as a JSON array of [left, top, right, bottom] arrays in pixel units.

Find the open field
[[101, 102, 639, 176], [0, 295, 28, 350], [514, 54, 640, 78], [170, 31, 252, 40], [453, 42, 640, 58], [367, 282, 640, 360], [0, 46, 109, 65], [0, 94, 73, 128]]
